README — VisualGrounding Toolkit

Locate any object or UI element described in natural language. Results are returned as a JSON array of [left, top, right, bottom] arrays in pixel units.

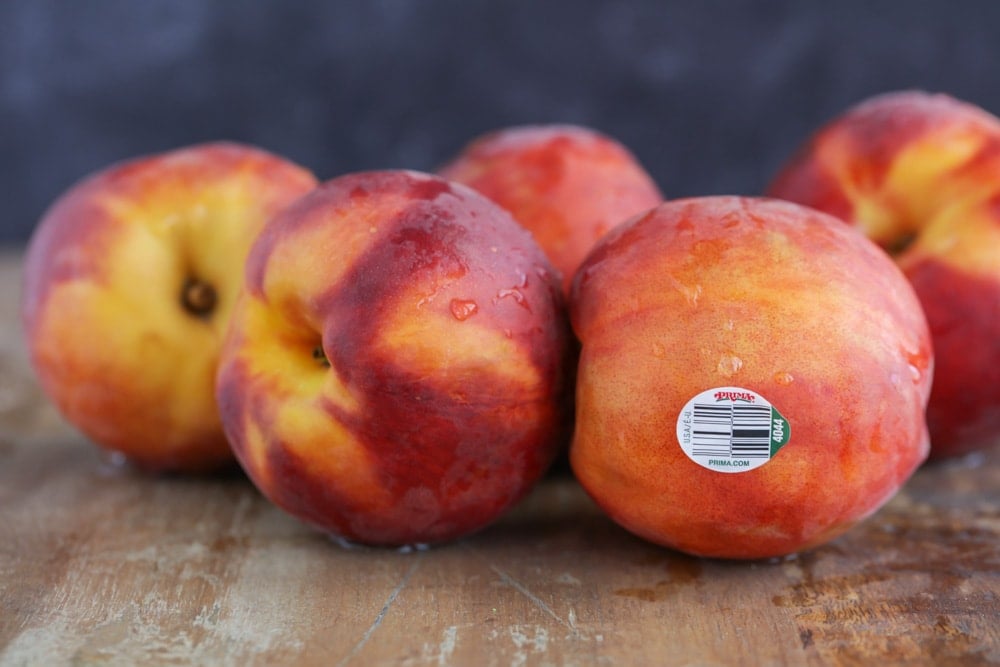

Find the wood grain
[[0, 250, 998, 666]]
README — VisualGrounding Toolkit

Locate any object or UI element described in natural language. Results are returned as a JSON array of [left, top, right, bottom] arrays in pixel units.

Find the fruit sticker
[[676, 386, 790, 473]]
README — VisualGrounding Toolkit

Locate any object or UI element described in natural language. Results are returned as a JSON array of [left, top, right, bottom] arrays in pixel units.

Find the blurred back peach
[[440, 125, 663, 293], [769, 91, 1000, 458]]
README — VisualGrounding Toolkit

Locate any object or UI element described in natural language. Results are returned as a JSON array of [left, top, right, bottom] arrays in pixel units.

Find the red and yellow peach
[[569, 196, 932, 559], [21, 142, 317, 472], [769, 91, 1000, 458], [215, 170, 572, 545]]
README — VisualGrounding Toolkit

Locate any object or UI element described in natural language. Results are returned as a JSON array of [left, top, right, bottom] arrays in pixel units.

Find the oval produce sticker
[[676, 386, 790, 473]]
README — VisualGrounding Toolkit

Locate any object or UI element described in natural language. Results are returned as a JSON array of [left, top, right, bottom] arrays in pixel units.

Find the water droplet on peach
[[449, 298, 478, 321], [497, 288, 530, 310], [773, 371, 794, 385], [908, 364, 922, 382], [717, 355, 743, 377], [679, 284, 702, 306]]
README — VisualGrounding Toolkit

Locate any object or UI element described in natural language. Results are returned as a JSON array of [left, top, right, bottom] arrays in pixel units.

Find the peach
[[439, 125, 663, 293], [215, 170, 572, 546], [569, 197, 932, 559], [21, 142, 317, 472], [768, 91, 1000, 458]]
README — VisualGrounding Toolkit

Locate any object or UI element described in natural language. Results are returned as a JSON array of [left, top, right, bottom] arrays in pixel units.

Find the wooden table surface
[[1, 250, 998, 666]]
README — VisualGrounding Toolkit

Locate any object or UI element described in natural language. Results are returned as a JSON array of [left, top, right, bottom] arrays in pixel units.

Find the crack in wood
[[488, 564, 572, 632], [335, 557, 423, 666]]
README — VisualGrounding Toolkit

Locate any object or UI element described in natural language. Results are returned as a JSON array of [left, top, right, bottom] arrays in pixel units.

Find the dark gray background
[[4, 0, 998, 243]]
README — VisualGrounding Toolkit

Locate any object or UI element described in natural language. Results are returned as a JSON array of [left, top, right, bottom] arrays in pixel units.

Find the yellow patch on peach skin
[[270, 399, 393, 513], [899, 197, 1000, 280], [815, 124, 999, 249], [258, 190, 413, 312], [228, 294, 392, 510], [35, 285, 221, 451], [241, 416, 274, 493], [96, 216, 229, 430], [375, 283, 545, 397], [882, 125, 995, 220], [812, 132, 900, 241], [33, 217, 225, 438], [235, 295, 357, 412], [97, 178, 273, 333]]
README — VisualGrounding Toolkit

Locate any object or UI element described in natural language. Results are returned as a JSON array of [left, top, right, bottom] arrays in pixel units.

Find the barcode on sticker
[[691, 403, 733, 457], [691, 404, 771, 458], [732, 404, 772, 458], [677, 386, 791, 474]]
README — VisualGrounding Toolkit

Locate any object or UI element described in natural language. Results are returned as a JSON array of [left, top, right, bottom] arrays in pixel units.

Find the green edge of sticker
[[770, 406, 790, 457]]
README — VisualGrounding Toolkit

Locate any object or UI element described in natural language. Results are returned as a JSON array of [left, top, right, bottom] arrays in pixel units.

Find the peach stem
[[181, 278, 217, 318]]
